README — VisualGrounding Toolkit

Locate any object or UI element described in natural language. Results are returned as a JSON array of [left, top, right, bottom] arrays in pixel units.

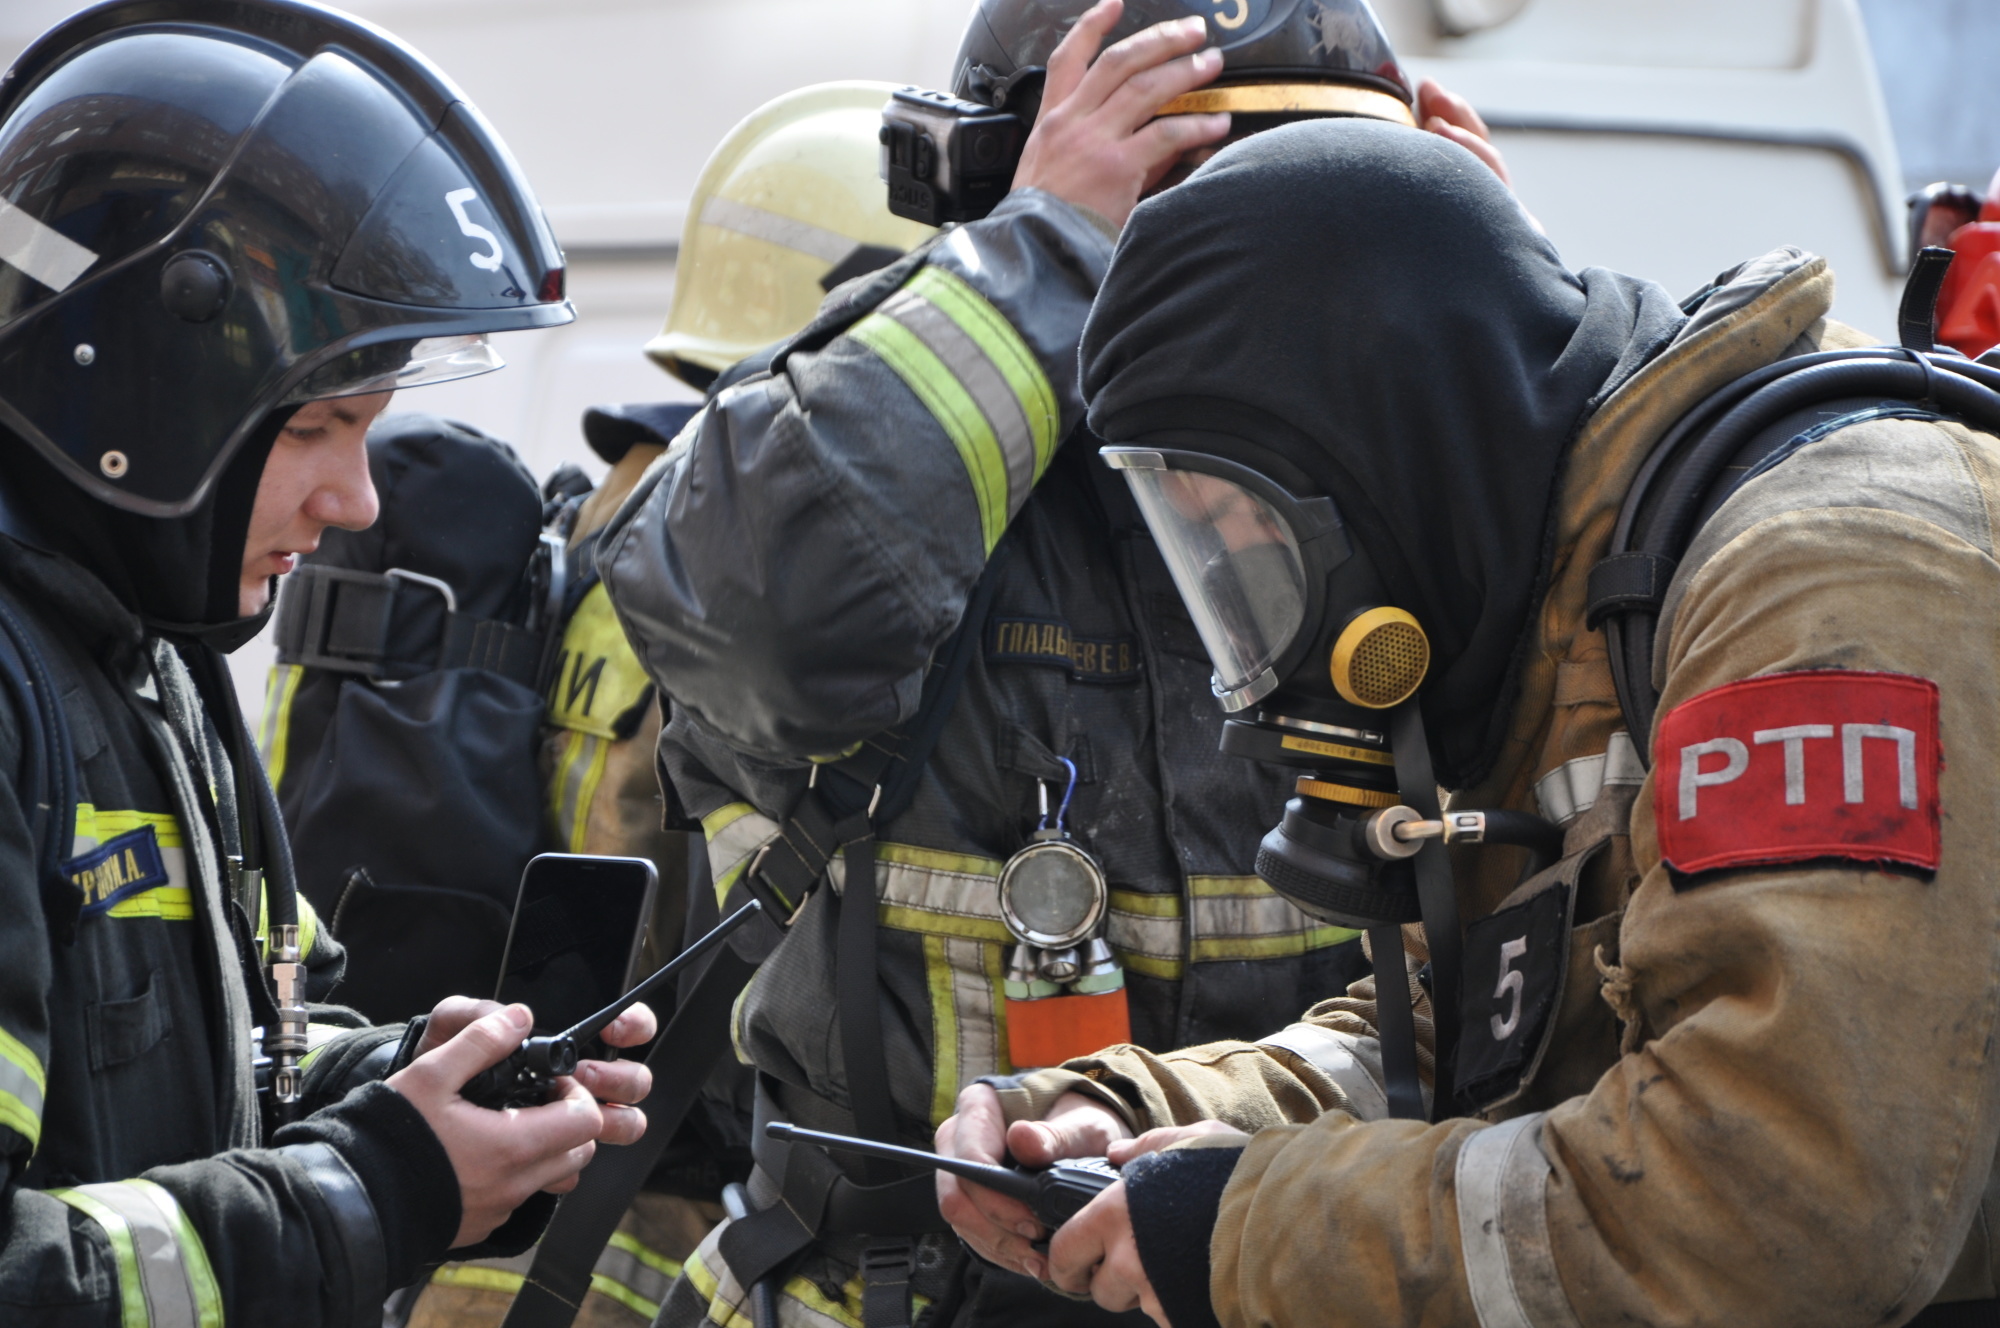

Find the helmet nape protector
[[0, 0, 574, 518]]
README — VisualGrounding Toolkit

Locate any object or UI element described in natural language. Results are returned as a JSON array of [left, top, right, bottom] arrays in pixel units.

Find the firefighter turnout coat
[[994, 249, 2000, 1327], [0, 532, 467, 1326], [598, 189, 1356, 1322]]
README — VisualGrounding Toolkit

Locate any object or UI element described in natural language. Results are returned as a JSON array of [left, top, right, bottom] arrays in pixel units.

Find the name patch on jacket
[[1655, 670, 1940, 878], [67, 826, 170, 918], [988, 619, 1139, 683]]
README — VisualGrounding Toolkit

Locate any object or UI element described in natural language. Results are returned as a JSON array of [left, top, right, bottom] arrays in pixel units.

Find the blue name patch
[[66, 826, 169, 918]]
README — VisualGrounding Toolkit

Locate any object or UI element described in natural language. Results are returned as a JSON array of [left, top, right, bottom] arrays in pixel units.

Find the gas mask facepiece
[[1102, 445, 1562, 1120]]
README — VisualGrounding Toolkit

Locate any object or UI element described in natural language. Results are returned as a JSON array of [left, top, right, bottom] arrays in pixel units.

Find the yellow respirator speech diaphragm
[[1330, 607, 1430, 709]]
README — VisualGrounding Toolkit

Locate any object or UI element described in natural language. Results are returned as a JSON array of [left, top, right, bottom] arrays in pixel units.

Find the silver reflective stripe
[[593, 1237, 677, 1310], [1256, 1023, 1391, 1121], [1533, 730, 1644, 826], [700, 195, 856, 264], [945, 938, 1003, 1076], [56, 1180, 220, 1328], [0, 198, 97, 293], [1455, 1113, 1582, 1328], [876, 287, 1038, 506]]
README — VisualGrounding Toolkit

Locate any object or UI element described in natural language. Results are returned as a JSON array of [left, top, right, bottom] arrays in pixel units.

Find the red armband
[[1654, 669, 1941, 876]]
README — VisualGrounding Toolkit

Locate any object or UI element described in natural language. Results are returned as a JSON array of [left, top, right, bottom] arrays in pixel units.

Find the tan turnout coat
[[1002, 250, 2000, 1326]]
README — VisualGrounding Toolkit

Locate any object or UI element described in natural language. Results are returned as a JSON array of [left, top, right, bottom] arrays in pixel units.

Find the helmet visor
[[1117, 464, 1307, 705], [281, 334, 504, 405]]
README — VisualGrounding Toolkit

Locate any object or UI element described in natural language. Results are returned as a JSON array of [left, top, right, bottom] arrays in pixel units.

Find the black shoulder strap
[[744, 536, 1016, 918], [1589, 336, 2000, 761]]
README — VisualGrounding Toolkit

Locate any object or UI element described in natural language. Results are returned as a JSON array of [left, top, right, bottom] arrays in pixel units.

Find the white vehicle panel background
[[0, 0, 1954, 717]]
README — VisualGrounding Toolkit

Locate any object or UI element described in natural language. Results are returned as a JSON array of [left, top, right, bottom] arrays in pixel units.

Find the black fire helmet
[[0, 0, 574, 519], [952, 0, 1415, 129]]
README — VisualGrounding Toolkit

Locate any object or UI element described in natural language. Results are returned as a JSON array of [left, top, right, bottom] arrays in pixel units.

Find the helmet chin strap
[[1387, 698, 1463, 1120]]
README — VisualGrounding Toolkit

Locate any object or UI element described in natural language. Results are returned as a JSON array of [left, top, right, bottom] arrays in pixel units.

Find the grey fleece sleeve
[[597, 189, 1113, 763]]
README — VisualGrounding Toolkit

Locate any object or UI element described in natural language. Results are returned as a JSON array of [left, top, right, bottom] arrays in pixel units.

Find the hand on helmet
[[1418, 78, 1511, 185], [1011, 0, 1232, 229]]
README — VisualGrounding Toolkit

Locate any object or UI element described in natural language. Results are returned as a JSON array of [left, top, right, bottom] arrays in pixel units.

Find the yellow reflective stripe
[[684, 1246, 756, 1328], [429, 1264, 524, 1293], [1188, 874, 1263, 897], [549, 729, 611, 855], [831, 844, 1010, 942], [0, 1025, 45, 1148], [701, 801, 757, 839], [588, 1270, 659, 1320], [105, 888, 193, 922], [908, 267, 1058, 478], [1109, 889, 1179, 918], [54, 1180, 221, 1328], [1122, 952, 1181, 980], [925, 935, 959, 1125], [877, 904, 1011, 943], [297, 1022, 351, 1073], [299, 893, 321, 962], [875, 841, 1002, 878], [785, 1270, 866, 1328], [703, 803, 781, 907], [53, 1188, 147, 1328], [1193, 927, 1362, 960], [546, 583, 655, 738], [257, 664, 305, 788], [253, 889, 320, 960], [608, 1228, 683, 1280], [849, 312, 1010, 552], [72, 806, 183, 851], [70, 807, 189, 923]]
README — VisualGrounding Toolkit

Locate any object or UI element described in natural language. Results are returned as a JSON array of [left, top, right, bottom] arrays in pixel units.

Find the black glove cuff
[[1123, 1146, 1242, 1328]]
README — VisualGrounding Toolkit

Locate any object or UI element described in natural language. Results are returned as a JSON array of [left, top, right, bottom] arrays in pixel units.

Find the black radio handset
[[762, 1122, 1120, 1230], [461, 899, 762, 1110]]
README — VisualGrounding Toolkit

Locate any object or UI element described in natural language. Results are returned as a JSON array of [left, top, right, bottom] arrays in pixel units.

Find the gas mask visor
[[1102, 446, 1348, 712]]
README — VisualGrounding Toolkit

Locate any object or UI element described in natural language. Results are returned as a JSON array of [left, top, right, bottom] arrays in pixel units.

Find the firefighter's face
[[239, 392, 390, 616]]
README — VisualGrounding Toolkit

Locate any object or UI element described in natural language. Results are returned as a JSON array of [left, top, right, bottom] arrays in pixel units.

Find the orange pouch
[[1005, 987, 1131, 1070]]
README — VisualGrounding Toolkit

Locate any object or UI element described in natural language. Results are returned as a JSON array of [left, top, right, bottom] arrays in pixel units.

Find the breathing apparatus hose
[[1605, 348, 2000, 759]]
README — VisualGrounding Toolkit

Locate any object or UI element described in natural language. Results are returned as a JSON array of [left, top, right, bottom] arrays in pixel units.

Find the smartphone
[[493, 854, 660, 1035]]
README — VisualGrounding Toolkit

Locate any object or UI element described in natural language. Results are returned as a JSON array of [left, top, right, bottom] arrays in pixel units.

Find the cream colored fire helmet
[[647, 82, 939, 387]]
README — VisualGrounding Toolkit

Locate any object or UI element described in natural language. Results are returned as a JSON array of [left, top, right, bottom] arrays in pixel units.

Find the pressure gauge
[[999, 834, 1108, 949]]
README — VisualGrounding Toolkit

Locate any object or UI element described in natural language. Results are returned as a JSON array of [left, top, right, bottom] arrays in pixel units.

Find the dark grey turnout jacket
[[598, 189, 1358, 1149], [0, 533, 460, 1327]]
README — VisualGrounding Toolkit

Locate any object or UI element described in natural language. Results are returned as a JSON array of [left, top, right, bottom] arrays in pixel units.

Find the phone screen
[[494, 854, 659, 1034]]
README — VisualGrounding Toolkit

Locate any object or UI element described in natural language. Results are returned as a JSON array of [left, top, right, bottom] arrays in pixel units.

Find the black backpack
[[265, 414, 559, 1021]]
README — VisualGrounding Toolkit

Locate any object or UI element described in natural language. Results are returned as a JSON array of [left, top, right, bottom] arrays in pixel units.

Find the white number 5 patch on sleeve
[[1655, 669, 1941, 878]]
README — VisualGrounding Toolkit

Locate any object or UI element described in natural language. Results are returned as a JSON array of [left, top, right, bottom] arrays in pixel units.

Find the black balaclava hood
[[1083, 118, 1685, 787], [0, 411, 285, 650]]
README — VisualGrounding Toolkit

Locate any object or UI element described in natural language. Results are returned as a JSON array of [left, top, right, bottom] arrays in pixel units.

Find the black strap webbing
[[1368, 924, 1425, 1121], [838, 828, 898, 1167], [746, 537, 1016, 919], [499, 944, 758, 1328], [1583, 552, 1678, 629], [1902, 245, 1957, 351], [1391, 701, 1462, 1121], [272, 564, 541, 687]]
